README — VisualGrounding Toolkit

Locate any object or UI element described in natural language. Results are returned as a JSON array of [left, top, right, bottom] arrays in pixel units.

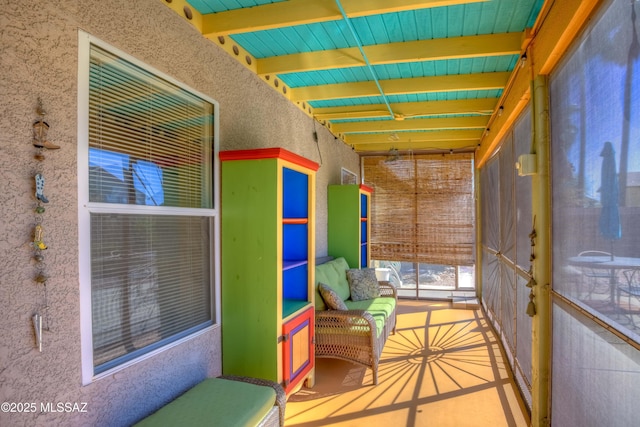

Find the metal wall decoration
[[526, 216, 538, 317], [31, 98, 58, 352]]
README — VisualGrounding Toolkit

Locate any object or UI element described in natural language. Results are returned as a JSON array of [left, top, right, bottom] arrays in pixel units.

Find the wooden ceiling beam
[[344, 129, 483, 145], [332, 115, 489, 133], [202, 0, 489, 36], [291, 71, 510, 101], [257, 32, 522, 75], [314, 98, 497, 120], [354, 139, 477, 152]]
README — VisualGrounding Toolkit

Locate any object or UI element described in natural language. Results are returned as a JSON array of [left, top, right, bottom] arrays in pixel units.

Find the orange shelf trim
[[220, 148, 320, 171]]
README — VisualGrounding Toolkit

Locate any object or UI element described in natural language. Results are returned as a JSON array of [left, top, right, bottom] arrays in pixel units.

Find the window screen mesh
[[479, 105, 533, 407], [550, 0, 640, 422]]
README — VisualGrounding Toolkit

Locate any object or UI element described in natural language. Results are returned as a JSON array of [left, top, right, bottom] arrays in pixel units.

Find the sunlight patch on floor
[[285, 300, 530, 427]]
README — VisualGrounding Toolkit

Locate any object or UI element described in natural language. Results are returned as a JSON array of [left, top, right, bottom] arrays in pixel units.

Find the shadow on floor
[[285, 299, 530, 427]]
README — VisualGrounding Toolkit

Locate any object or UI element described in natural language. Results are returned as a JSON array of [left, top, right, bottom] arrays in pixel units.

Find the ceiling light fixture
[[385, 148, 401, 163]]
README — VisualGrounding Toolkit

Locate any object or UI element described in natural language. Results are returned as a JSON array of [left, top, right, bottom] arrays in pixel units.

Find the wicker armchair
[[315, 281, 397, 385]]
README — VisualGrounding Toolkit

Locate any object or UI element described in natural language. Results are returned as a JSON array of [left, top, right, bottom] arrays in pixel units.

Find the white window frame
[[77, 31, 220, 385], [341, 167, 357, 185]]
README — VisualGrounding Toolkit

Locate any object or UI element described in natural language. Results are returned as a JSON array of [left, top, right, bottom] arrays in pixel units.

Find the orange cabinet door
[[282, 306, 314, 394]]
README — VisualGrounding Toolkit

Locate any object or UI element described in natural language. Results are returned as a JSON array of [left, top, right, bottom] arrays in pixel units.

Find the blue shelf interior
[[360, 192, 368, 267], [283, 223, 308, 260], [282, 167, 310, 316], [283, 168, 308, 218], [283, 264, 308, 301]]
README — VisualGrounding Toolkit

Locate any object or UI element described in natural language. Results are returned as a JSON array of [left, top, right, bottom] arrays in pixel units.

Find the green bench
[[134, 376, 286, 427]]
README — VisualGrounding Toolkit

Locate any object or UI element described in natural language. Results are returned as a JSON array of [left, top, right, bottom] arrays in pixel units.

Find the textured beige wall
[[0, 1, 359, 426]]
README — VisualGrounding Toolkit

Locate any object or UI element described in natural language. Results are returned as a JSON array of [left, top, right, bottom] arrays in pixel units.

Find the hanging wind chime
[[526, 216, 537, 317], [31, 98, 59, 351]]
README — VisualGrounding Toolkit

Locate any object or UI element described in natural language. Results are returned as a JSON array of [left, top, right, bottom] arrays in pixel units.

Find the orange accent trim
[[219, 148, 320, 171], [360, 217, 367, 222], [359, 184, 374, 193], [283, 218, 308, 224]]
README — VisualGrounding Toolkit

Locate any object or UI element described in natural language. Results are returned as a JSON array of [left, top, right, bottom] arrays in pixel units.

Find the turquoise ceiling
[[180, 0, 545, 153]]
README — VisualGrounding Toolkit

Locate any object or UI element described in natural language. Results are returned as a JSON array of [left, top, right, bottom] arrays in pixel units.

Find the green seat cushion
[[314, 266, 329, 311], [316, 258, 350, 305], [134, 378, 276, 427], [344, 297, 396, 338], [316, 257, 360, 309], [329, 257, 351, 300]]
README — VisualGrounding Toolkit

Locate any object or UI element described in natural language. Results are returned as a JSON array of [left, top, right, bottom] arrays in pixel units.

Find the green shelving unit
[[328, 184, 373, 269], [220, 148, 317, 395]]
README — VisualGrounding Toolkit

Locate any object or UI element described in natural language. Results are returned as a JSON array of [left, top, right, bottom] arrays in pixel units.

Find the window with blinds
[[80, 40, 218, 379], [363, 153, 475, 266]]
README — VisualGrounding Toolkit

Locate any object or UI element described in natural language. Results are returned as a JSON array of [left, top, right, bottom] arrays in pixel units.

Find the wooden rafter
[[290, 71, 510, 102], [332, 116, 489, 134], [313, 98, 498, 120], [344, 129, 483, 145], [353, 139, 478, 151], [202, 0, 489, 36], [257, 32, 522, 75]]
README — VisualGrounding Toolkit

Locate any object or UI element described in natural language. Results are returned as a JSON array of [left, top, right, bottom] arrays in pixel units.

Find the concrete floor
[[285, 299, 530, 427]]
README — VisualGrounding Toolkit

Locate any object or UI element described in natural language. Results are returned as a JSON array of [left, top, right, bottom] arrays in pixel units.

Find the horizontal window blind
[[363, 153, 475, 266], [87, 44, 215, 374], [91, 214, 212, 371], [89, 45, 213, 209]]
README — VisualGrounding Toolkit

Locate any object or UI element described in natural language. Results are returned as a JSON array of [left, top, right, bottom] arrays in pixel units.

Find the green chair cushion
[[329, 257, 352, 300], [314, 266, 329, 311], [344, 297, 396, 338], [315, 258, 350, 304], [134, 378, 276, 427]]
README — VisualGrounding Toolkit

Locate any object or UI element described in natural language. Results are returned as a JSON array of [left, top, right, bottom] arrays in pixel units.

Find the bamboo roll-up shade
[[364, 156, 416, 262], [363, 153, 475, 265]]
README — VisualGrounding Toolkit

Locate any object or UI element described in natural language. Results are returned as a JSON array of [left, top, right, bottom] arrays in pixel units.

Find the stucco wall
[[0, 1, 359, 426]]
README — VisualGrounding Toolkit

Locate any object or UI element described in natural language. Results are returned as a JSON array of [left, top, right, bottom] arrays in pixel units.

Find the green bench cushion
[[134, 378, 276, 427], [344, 297, 396, 338], [315, 257, 352, 310], [328, 257, 351, 299], [314, 265, 329, 311]]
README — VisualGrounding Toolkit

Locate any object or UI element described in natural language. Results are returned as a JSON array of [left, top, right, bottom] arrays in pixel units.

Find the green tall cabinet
[[328, 184, 373, 268], [220, 148, 317, 395]]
